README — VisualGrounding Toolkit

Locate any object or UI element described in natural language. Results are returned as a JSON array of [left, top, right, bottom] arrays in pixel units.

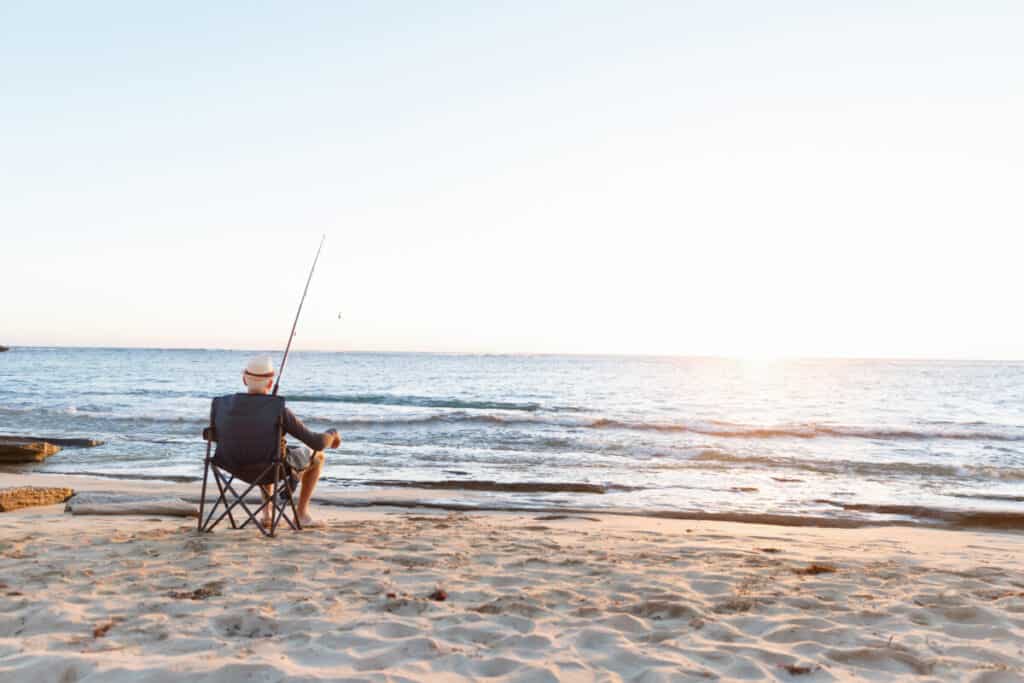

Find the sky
[[2, 1, 1022, 358]]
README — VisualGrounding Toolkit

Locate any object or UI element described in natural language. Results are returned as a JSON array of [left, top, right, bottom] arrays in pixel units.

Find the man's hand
[[326, 428, 341, 449]]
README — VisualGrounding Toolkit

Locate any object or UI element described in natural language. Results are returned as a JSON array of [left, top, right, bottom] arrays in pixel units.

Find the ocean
[[2, 347, 1022, 527]]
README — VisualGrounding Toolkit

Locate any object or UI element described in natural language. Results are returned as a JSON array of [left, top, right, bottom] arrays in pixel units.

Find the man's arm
[[282, 407, 338, 451]]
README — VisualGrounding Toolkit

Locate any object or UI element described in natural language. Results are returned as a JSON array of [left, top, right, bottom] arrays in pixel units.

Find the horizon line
[[5, 343, 1024, 364]]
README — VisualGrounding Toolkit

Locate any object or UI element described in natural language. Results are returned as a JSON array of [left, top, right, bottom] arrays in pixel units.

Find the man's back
[[211, 393, 285, 483]]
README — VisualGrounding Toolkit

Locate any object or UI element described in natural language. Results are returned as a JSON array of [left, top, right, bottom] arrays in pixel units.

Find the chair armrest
[[202, 427, 217, 442]]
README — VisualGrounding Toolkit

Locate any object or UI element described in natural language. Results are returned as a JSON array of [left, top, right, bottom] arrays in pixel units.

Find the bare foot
[[298, 514, 324, 528]]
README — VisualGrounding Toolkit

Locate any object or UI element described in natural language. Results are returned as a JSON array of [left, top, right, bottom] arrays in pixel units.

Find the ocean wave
[[0, 405, 546, 429], [337, 413, 1024, 443], [687, 451, 1024, 481], [588, 418, 1024, 442], [4, 403, 1023, 446], [71, 389, 559, 411], [323, 412, 550, 429], [285, 393, 560, 412], [302, 412, 1024, 444], [60, 389, 588, 413], [0, 405, 204, 426], [947, 492, 1024, 503], [320, 478, 638, 494], [815, 500, 1024, 530]]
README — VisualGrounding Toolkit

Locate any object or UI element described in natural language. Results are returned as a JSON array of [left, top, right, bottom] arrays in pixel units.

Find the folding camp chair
[[198, 393, 302, 536]]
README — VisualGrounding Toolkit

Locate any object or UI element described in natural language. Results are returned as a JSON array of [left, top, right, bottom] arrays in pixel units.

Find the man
[[241, 355, 341, 528]]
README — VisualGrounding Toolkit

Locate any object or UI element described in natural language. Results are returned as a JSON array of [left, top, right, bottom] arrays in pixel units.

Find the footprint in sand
[[351, 637, 443, 672], [381, 596, 434, 617], [827, 646, 934, 676], [212, 610, 280, 639], [373, 620, 422, 639]]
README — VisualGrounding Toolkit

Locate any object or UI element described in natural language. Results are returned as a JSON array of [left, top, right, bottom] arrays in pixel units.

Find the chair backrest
[[210, 394, 285, 483]]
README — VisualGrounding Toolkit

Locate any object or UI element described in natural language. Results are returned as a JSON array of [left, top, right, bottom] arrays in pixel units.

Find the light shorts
[[284, 444, 322, 472]]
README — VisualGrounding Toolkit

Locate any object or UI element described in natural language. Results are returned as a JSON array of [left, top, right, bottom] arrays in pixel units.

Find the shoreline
[[1, 471, 1023, 681], [5, 471, 1024, 533]]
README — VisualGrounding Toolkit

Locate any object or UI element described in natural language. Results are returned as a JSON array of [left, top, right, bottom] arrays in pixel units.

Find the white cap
[[243, 355, 275, 380]]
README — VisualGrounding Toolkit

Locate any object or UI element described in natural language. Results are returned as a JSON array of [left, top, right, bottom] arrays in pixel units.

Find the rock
[[66, 492, 151, 506], [66, 492, 199, 517], [0, 345, 8, 352], [0, 435, 103, 448], [0, 440, 61, 463], [0, 486, 75, 511]]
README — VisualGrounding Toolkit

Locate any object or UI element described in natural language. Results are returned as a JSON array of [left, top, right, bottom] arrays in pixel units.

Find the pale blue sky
[[2, 2, 1022, 357]]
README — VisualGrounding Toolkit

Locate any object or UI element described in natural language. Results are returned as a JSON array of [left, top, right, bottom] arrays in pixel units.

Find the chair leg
[[219, 478, 272, 537], [240, 489, 269, 530], [210, 468, 240, 529], [201, 480, 230, 533], [270, 469, 279, 537], [212, 496, 269, 537], [273, 469, 299, 531], [201, 461, 301, 537], [198, 443, 212, 533], [200, 501, 220, 533], [208, 473, 250, 533], [200, 466, 232, 533], [208, 462, 278, 537]]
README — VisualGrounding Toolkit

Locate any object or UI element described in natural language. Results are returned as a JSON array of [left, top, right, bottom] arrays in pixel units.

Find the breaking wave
[[320, 478, 638, 494], [687, 451, 1024, 481], [814, 500, 1024, 530], [4, 404, 1023, 444], [334, 413, 1024, 443], [588, 418, 1024, 442], [0, 405, 205, 426], [285, 393, 566, 412]]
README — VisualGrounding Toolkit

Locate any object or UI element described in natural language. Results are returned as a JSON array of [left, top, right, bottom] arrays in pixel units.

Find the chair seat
[[210, 458, 284, 486]]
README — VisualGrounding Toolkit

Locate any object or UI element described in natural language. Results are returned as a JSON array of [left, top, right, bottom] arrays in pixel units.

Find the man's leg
[[260, 485, 273, 526], [296, 451, 325, 525]]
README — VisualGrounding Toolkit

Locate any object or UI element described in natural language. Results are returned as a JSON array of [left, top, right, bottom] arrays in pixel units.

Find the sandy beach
[[0, 474, 1022, 682], [5, 0, 1023, 678]]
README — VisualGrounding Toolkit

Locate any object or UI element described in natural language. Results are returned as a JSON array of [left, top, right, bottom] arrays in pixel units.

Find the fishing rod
[[273, 234, 326, 396]]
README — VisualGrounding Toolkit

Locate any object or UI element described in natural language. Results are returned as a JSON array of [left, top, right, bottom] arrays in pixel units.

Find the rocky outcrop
[[0, 435, 104, 448], [0, 486, 75, 511], [0, 435, 103, 463], [0, 439, 61, 463], [0, 346, 9, 352]]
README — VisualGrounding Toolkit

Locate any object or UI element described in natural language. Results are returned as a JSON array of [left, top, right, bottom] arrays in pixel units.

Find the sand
[[1, 474, 1023, 682]]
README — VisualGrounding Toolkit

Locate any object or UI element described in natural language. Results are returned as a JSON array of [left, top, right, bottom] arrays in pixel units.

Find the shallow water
[[2, 347, 1023, 527]]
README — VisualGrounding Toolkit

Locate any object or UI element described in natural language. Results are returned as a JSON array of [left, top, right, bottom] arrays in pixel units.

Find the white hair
[[243, 372, 274, 393]]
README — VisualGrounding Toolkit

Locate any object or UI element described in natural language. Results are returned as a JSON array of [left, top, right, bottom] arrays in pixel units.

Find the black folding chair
[[198, 394, 302, 536]]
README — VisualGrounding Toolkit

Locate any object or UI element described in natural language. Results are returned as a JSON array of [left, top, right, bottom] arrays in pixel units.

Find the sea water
[[2, 347, 1022, 526]]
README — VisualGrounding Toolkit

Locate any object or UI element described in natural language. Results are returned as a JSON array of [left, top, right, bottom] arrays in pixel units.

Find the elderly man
[[241, 355, 341, 528]]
